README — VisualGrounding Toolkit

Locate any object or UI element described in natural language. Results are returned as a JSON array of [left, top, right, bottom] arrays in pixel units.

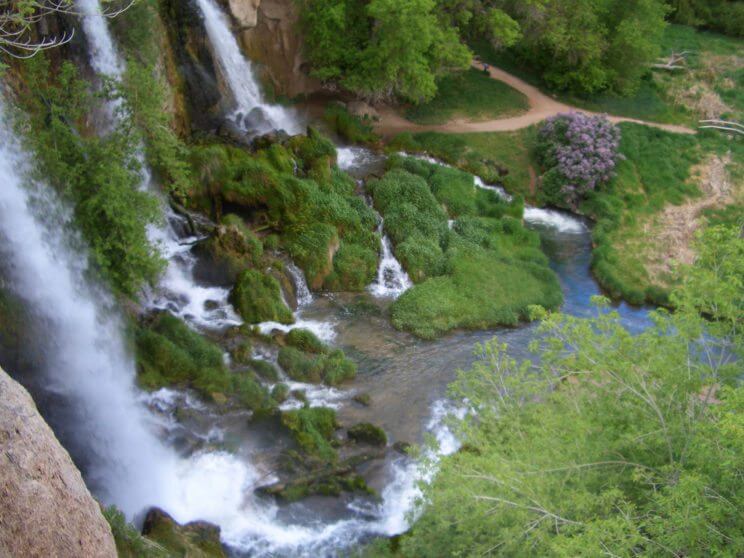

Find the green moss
[[405, 68, 529, 125], [286, 328, 327, 354], [272, 383, 290, 404], [369, 161, 561, 338], [281, 407, 339, 461], [278, 346, 357, 386], [142, 508, 225, 558], [230, 269, 293, 325], [135, 313, 274, 410], [325, 241, 379, 291], [348, 423, 388, 447], [104, 506, 167, 558], [247, 359, 280, 382], [283, 223, 339, 289]]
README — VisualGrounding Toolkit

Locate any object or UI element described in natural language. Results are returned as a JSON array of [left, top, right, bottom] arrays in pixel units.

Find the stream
[[0, 1, 655, 555]]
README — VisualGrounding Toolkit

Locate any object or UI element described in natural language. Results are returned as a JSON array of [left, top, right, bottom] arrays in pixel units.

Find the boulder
[[227, 0, 261, 28], [0, 366, 117, 557], [142, 507, 226, 557]]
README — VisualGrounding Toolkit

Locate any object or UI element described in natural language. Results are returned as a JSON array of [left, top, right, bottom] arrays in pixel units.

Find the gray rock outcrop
[[0, 366, 117, 558]]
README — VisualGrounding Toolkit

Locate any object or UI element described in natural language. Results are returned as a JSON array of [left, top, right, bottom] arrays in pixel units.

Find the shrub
[[230, 269, 294, 325], [247, 359, 280, 382], [536, 113, 622, 206]]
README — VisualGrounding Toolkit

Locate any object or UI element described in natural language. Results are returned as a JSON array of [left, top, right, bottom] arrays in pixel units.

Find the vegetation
[[278, 345, 357, 385], [669, 0, 744, 36], [404, 67, 528, 125], [389, 128, 538, 199], [113, 0, 193, 199], [16, 56, 164, 297], [389, 226, 744, 557], [536, 113, 623, 207], [103, 506, 167, 558], [324, 103, 380, 146], [230, 269, 294, 324], [584, 123, 742, 305], [368, 157, 561, 338], [191, 132, 379, 292], [281, 407, 339, 461], [299, 0, 471, 103], [347, 422, 388, 446], [135, 312, 275, 411], [474, 23, 743, 126]]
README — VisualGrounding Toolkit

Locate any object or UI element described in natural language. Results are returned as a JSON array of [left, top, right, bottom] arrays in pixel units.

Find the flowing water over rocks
[[194, 0, 301, 136], [0, 11, 657, 556]]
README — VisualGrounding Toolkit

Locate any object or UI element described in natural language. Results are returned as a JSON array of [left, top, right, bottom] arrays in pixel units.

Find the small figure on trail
[[482, 62, 489, 74]]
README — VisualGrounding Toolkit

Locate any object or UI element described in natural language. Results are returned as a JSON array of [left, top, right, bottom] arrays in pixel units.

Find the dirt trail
[[375, 62, 697, 137]]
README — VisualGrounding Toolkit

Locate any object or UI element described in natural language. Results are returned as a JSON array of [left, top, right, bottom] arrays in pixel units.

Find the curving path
[[374, 62, 696, 136]]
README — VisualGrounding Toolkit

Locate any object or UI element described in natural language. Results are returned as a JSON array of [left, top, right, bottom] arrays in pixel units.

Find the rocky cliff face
[[0, 366, 117, 558], [222, 0, 320, 98]]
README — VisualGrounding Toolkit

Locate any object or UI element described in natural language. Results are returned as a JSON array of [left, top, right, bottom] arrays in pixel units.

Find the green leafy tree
[[300, 0, 470, 102], [394, 226, 743, 556]]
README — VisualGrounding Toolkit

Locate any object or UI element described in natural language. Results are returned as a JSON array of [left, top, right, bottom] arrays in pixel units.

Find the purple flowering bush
[[536, 112, 623, 207]]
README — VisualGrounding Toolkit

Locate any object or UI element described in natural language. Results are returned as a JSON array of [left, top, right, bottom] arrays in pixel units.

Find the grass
[[369, 158, 562, 339], [230, 269, 294, 325], [278, 346, 357, 386], [471, 25, 744, 126], [405, 68, 529, 125], [281, 407, 339, 462], [583, 124, 743, 305], [388, 128, 539, 201]]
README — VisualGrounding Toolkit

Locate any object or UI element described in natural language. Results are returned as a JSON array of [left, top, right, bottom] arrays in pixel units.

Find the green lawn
[[404, 68, 529, 125]]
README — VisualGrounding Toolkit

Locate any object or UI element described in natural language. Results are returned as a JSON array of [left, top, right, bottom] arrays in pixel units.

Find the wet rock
[[242, 106, 273, 134], [226, 0, 261, 28], [353, 393, 372, 407], [142, 507, 226, 557], [0, 366, 117, 557], [251, 129, 291, 150], [348, 422, 388, 447], [393, 441, 412, 455]]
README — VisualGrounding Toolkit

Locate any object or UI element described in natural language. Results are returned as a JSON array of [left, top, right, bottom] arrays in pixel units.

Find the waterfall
[[76, 0, 123, 77], [286, 262, 313, 308], [0, 96, 176, 517], [369, 221, 413, 299], [76, 0, 242, 329], [194, 0, 300, 135]]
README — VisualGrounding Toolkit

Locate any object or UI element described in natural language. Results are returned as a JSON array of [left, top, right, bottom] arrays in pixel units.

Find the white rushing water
[[194, 0, 300, 135], [0, 96, 175, 517], [338, 147, 413, 299], [77, 0, 242, 330], [369, 223, 413, 299], [76, 0, 123, 77]]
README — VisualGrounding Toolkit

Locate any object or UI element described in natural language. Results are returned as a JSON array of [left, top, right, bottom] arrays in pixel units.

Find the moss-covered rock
[[281, 407, 339, 461], [286, 328, 326, 354], [271, 383, 290, 404], [141, 507, 225, 558], [135, 312, 274, 411], [247, 359, 280, 382], [348, 423, 388, 447], [230, 269, 293, 325], [277, 346, 357, 386]]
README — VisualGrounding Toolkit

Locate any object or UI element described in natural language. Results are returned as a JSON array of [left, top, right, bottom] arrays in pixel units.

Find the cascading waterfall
[[194, 0, 300, 135], [369, 220, 413, 298], [337, 147, 413, 298], [0, 96, 175, 517], [77, 0, 241, 329]]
